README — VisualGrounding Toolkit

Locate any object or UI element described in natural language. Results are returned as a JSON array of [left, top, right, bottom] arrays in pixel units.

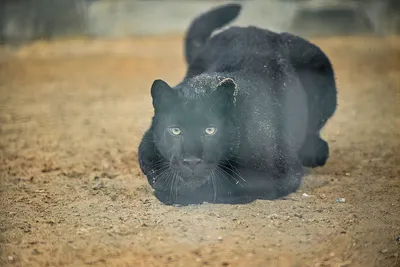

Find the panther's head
[[149, 76, 239, 190]]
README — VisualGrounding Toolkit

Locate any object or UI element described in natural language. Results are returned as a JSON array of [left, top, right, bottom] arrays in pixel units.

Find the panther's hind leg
[[281, 33, 337, 168], [295, 60, 337, 168], [298, 134, 329, 168], [296, 67, 336, 168]]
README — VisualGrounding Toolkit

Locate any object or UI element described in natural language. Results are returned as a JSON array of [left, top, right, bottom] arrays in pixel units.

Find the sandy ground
[[0, 35, 399, 267]]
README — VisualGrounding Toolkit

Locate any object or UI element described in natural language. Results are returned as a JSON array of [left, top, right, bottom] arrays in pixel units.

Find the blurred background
[[0, 1, 399, 267], [0, 0, 399, 43]]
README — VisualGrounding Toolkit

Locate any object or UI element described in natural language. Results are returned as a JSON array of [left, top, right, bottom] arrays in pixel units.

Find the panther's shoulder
[[176, 73, 238, 98]]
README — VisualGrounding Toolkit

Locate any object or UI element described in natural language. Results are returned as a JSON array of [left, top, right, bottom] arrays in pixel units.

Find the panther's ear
[[212, 77, 238, 108], [151, 79, 176, 111]]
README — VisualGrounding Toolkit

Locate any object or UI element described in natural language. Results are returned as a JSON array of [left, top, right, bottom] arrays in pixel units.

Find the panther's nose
[[182, 157, 202, 170]]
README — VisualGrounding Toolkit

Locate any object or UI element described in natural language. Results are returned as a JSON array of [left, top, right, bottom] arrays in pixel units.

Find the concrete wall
[[86, 1, 299, 37], [0, 0, 399, 44], [1, 0, 87, 43]]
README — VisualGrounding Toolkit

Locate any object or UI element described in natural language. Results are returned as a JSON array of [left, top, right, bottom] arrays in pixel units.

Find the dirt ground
[[0, 35, 399, 267]]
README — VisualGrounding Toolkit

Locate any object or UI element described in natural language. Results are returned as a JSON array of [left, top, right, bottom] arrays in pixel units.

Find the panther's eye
[[168, 127, 181, 136], [205, 127, 217, 135]]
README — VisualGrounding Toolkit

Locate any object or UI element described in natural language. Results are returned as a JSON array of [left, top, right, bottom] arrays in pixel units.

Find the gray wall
[[0, 0, 399, 44], [1, 0, 87, 43]]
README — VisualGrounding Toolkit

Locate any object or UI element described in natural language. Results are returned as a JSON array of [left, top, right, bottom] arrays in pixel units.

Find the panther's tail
[[184, 3, 242, 65]]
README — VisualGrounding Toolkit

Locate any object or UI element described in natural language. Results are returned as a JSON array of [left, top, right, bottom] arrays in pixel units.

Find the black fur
[[138, 4, 337, 205], [185, 3, 241, 65]]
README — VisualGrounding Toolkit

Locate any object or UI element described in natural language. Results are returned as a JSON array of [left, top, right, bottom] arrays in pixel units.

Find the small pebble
[[336, 198, 346, 203], [268, 214, 278, 220], [217, 236, 223, 241], [8, 255, 14, 261], [396, 235, 400, 243], [381, 249, 388, 254], [92, 181, 104, 190]]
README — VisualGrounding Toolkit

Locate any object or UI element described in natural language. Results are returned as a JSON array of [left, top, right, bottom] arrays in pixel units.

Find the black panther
[[138, 4, 337, 205]]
